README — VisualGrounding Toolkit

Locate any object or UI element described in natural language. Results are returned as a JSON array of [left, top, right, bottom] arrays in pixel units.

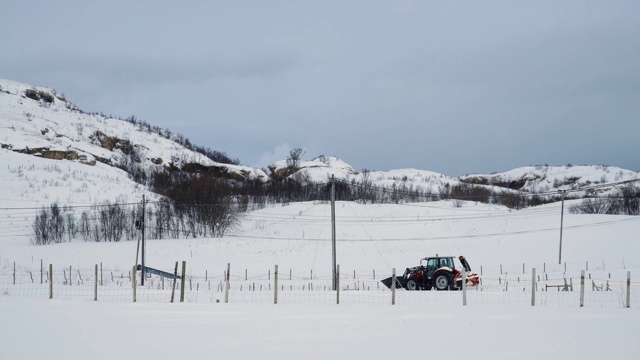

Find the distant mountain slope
[[461, 165, 639, 196], [269, 155, 467, 194]]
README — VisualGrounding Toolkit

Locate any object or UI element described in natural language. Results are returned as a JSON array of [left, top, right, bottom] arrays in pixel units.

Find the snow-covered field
[[2, 78, 639, 359], [1, 200, 639, 359]]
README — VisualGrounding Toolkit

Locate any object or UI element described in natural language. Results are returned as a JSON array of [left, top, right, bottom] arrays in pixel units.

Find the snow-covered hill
[[2, 78, 639, 210], [461, 165, 639, 196], [0, 79, 268, 207]]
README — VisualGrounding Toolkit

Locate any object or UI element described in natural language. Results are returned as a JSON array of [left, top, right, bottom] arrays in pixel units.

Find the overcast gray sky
[[2, 0, 639, 176]]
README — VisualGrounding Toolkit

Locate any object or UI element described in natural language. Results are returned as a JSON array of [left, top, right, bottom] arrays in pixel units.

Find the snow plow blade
[[380, 276, 402, 289]]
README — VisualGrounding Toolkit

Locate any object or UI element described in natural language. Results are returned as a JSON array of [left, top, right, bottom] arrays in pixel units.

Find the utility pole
[[558, 190, 566, 265], [141, 195, 146, 286], [331, 175, 337, 291]]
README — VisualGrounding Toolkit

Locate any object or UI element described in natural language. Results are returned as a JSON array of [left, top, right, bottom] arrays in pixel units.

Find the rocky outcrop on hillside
[[0, 79, 269, 184]]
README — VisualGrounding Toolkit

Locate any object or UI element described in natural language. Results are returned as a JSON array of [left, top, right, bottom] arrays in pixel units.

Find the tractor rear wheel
[[406, 279, 418, 291], [435, 274, 452, 290]]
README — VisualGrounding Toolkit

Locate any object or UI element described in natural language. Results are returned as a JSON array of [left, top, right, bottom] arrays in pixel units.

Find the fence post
[[626, 271, 631, 308], [13, 262, 15, 285], [579, 270, 585, 307], [392, 268, 396, 305], [462, 269, 467, 306], [336, 264, 340, 305], [94, 264, 98, 301], [531, 268, 536, 306], [274, 265, 278, 305], [171, 261, 178, 303], [49, 264, 53, 299], [132, 265, 137, 303], [224, 263, 230, 303], [180, 261, 186, 303], [41, 259, 43, 284]]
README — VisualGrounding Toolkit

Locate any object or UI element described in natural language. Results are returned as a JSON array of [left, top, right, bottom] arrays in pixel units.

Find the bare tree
[[64, 206, 77, 241], [570, 197, 610, 214], [32, 208, 50, 245], [286, 148, 305, 169], [80, 211, 91, 242]]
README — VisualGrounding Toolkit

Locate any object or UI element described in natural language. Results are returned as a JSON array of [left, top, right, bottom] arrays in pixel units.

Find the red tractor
[[381, 255, 479, 291]]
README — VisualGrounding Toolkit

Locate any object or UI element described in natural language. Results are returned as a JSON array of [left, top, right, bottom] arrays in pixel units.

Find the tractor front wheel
[[406, 279, 418, 291]]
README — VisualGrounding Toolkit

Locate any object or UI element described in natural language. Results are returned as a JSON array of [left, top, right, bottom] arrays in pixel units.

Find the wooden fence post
[[462, 269, 467, 306], [531, 268, 536, 306], [94, 264, 98, 301], [41, 259, 43, 284], [180, 261, 186, 303], [171, 261, 178, 303], [274, 265, 279, 305], [626, 271, 631, 308], [224, 263, 230, 303], [579, 270, 585, 307], [336, 264, 340, 305], [13, 262, 15, 285], [132, 265, 137, 303], [49, 264, 53, 299], [391, 268, 396, 305]]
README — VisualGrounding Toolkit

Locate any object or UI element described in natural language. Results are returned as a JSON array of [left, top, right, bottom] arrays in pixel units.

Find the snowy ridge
[[462, 165, 640, 195], [2, 78, 639, 209]]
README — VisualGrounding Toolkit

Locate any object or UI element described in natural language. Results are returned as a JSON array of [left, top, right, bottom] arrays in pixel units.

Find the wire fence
[[0, 260, 637, 308]]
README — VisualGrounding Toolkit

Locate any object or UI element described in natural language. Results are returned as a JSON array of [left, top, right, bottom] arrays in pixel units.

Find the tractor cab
[[421, 256, 455, 278]]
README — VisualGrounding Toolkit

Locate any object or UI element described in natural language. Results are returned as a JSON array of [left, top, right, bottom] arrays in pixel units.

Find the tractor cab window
[[439, 257, 454, 268], [426, 258, 438, 277]]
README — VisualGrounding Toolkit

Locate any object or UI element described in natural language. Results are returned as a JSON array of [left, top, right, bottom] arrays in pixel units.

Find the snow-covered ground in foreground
[[1, 298, 637, 360], [1, 200, 639, 359]]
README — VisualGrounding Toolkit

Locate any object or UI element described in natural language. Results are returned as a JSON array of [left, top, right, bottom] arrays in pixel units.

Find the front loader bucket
[[380, 276, 402, 289]]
